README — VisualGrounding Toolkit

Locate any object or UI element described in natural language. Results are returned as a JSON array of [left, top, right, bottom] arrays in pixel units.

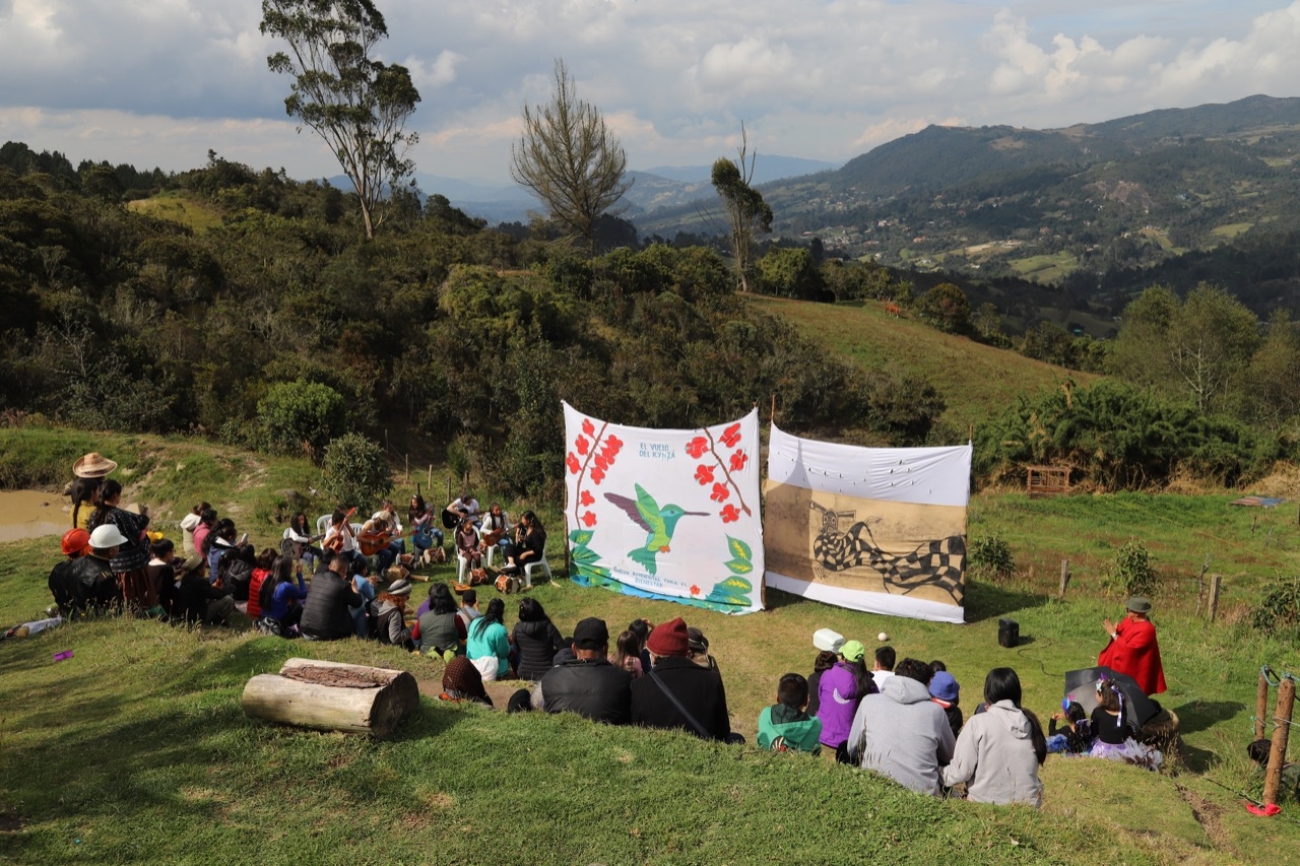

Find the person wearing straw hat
[[69, 453, 116, 530], [1098, 597, 1166, 696]]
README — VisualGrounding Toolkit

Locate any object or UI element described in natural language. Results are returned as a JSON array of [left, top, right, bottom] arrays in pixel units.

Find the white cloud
[[2, 0, 1300, 181]]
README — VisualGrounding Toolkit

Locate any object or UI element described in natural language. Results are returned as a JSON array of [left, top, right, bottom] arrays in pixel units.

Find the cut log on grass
[[241, 658, 419, 738]]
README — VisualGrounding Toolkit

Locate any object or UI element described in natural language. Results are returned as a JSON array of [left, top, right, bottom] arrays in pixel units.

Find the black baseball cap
[[573, 617, 609, 650]]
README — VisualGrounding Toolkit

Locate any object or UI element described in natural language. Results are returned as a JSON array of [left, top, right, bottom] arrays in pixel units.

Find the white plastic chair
[[315, 514, 332, 537], [456, 528, 482, 584], [523, 543, 551, 587]]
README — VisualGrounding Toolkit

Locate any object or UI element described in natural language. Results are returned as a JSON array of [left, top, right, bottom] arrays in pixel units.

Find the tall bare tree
[[261, 0, 420, 239], [711, 125, 772, 292], [511, 59, 630, 253]]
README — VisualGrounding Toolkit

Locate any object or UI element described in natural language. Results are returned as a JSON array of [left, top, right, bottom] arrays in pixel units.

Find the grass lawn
[[1009, 252, 1078, 283], [748, 296, 1098, 434], [1211, 223, 1254, 240], [3, 419, 1300, 863], [125, 192, 225, 233]]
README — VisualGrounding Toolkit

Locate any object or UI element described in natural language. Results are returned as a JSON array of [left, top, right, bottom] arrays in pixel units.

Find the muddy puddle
[[0, 491, 69, 542]]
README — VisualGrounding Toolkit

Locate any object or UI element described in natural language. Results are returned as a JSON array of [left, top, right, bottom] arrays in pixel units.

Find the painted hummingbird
[[605, 483, 707, 575]]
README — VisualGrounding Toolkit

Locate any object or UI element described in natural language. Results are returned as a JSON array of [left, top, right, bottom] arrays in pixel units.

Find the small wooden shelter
[[1025, 465, 1070, 499]]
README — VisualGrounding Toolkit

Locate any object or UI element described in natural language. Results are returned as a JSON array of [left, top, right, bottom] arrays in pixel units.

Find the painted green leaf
[[572, 547, 600, 565], [714, 576, 753, 593], [726, 535, 752, 562], [724, 558, 753, 575], [570, 529, 594, 545]]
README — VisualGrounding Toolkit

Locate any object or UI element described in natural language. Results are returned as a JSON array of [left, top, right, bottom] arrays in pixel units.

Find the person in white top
[[323, 508, 362, 567], [179, 502, 209, 557], [871, 645, 896, 691], [448, 491, 481, 526]]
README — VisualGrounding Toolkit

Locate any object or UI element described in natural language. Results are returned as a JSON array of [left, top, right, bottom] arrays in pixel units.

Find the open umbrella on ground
[[1063, 666, 1161, 732]]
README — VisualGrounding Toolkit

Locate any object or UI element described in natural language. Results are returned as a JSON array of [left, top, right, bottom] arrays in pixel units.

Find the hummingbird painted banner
[[604, 483, 708, 575]]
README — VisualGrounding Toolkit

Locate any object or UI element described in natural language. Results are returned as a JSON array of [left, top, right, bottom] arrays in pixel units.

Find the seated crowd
[[47, 457, 1164, 808]]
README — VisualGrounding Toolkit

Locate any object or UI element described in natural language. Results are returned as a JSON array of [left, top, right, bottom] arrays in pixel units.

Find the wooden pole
[[1207, 574, 1222, 623], [1058, 559, 1070, 599], [405, 454, 409, 483], [1257, 672, 1271, 740], [1264, 678, 1296, 807]]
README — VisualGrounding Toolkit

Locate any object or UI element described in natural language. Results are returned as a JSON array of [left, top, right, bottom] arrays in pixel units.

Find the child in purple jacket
[[816, 640, 877, 751]]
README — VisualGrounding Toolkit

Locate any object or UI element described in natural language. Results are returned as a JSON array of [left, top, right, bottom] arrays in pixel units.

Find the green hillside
[[748, 296, 1098, 434]]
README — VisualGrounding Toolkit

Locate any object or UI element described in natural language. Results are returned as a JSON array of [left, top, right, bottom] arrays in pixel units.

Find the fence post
[[1264, 678, 1297, 807], [1207, 574, 1222, 623], [1257, 672, 1271, 741], [1058, 559, 1070, 599]]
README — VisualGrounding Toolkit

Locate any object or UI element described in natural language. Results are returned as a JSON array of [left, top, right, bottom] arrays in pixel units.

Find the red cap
[[61, 527, 90, 557], [646, 617, 690, 657]]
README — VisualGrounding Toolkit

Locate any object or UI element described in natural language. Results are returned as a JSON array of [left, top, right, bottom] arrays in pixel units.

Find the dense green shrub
[[320, 433, 391, 508], [1251, 578, 1300, 635], [967, 534, 1014, 582], [1104, 540, 1157, 598], [257, 380, 345, 461]]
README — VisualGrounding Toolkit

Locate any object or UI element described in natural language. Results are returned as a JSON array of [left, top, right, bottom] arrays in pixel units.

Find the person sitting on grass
[[758, 673, 823, 755], [929, 671, 964, 739], [351, 559, 379, 638], [416, 583, 466, 660], [146, 538, 178, 614], [66, 525, 128, 615], [630, 618, 738, 743], [628, 618, 653, 673], [848, 658, 955, 795], [246, 548, 277, 620], [48, 528, 91, 619], [529, 617, 633, 724], [817, 640, 876, 755], [610, 629, 644, 679], [688, 627, 718, 671], [1088, 677, 1163, 770], [467, 598, 511, 682], [1048, 701, 1093, 754], [871, 645, 896, 690], [374, 578, 415, 650], [805, 650, 838, 717], [942, 668, 1047, 806], [457, 588, 481, 630], [299, 554, 364, 641], [260, 555, 307, 635], [440, 657, 493, 707], [169, 554, 235, 627], [512, 597, 566, 682]]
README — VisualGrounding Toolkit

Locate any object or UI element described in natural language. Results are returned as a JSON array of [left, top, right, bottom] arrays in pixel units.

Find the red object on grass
[[1246, 802, 1282, 817]]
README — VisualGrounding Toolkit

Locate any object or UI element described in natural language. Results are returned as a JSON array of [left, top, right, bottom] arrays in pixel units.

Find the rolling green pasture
[[1009, 252, 1078, 283], [125, 191, 225, 233]]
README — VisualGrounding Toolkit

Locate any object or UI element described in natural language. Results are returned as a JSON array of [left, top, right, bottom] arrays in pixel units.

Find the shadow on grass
[[1173, 700, 1246, 735], [963, 580, 1049, 623]]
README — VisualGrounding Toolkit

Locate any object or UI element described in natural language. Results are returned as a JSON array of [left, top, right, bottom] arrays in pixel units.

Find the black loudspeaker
[[998, 618, 1020, 648]]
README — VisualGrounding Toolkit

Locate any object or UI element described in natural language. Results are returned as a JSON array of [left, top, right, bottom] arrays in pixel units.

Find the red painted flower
[[582, 418, 596, 437], [720, 423, 742, 448], [575, 435, 589, 456], [581, 511, 597, 527], [729, 450, 748, 472], [580, 490, 595, 507], [605, 434, 623, 452], [591, 467, 606, 485], [685, 436, 708, 459], [594, 454, 609, 471], [720, 504, 740, 523], [710, 482, 730, 503], [694, 465, 715, 485], [566, 453, 580, 474], [690, 585, 701, 596]]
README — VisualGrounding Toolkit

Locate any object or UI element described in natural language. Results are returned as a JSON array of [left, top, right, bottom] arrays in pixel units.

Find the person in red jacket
[[1098, 597, 1166, 695]]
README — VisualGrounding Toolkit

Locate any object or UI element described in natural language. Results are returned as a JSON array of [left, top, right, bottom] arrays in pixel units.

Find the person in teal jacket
[[757, 673, 823, 754], [467, 598, 511, 681]]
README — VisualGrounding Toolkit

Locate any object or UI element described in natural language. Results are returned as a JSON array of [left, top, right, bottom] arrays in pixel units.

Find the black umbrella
[[1062, 666, 1160, 732]]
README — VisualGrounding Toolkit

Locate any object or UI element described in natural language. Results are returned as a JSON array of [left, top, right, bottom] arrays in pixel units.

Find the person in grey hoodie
[[941, 667, 1047, 806], [847, 658, 955, 795]]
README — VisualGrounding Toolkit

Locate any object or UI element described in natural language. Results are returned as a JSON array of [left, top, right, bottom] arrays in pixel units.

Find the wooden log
[[241, 657, 419, 738], [1264, 678, 1297, 807]]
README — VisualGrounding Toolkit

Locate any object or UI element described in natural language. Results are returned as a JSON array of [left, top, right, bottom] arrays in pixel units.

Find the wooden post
[[1207, 574, 1222, 623], [1196, 557, 1210, 616], [1058, 559, 1070, 599], [1264, 678, 1297, 807], [1257, 672, 1271, 740], [1251, 514, 1258, 533], [405, 454, 409, 483], [427, 464, 432, 490], [564, 516, 573, 581]]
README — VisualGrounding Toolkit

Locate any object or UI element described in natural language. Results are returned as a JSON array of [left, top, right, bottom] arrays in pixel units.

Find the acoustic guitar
[[358, 530, 393, 557]]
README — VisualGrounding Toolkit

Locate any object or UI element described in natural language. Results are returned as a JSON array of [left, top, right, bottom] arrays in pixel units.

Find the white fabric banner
[[562, 403, 764, 614], [764, 424, 971, 624]]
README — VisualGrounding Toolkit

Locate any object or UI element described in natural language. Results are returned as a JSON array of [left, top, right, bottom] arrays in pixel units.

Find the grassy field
[[125, 191, 225, 233], [2, 428, 1300, 863], [1009, 252, 1078, 283], [1211, 223, 1254, 240], [747, 296, 1099, 434]]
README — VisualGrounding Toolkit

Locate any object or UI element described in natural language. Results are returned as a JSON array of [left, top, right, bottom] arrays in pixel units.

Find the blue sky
[[2, 0, 1298, 182]]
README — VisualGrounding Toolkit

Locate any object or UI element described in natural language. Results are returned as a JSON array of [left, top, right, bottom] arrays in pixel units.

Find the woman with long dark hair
[[512, 597, 565, 681], [261, 555, 307, 632], [503, 511, 546, 575], [941, 668, 1047, 806], [417, 583, 465, 659], [86, 478, 154, 612], [467, 598, 510, 682]]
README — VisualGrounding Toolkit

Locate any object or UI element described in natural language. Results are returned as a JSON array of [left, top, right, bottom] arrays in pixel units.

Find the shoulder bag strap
[[648, 667, 711, 739]]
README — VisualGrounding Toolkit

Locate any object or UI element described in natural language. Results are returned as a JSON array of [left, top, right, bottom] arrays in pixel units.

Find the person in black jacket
[[512, 597, 565, 681], [49, 528, 92, 618], [168, 555, 235, 626], [299, 555, 363, 640], [62, 524, 128, 615], [531, 618, 632, 724], [630, 617, 735, 742]]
